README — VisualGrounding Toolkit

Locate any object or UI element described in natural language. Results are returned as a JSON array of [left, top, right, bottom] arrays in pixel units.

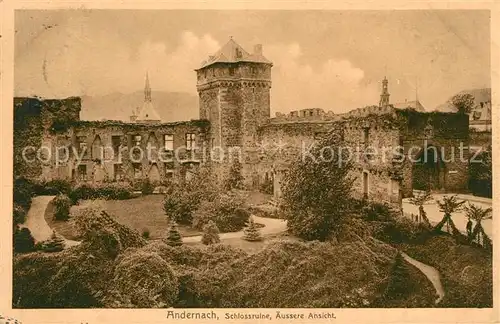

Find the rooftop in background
[[197, 38, 272, 70], [392, 100, 426, 112]]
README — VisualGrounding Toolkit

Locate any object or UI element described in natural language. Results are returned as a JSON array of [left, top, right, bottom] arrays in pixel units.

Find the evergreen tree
[[385, 252, 412, 299], [243, 216, 263, 242], [201, 220, 221, 245], [166, 220, 183, 247]]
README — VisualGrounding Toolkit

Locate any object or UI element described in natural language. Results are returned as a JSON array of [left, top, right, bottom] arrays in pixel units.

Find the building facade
[[14, 38, 470, 207]]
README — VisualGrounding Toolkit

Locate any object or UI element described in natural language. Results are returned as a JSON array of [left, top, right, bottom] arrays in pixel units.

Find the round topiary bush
[[107, 250, 179, 308], [192, 194, 250, 232]]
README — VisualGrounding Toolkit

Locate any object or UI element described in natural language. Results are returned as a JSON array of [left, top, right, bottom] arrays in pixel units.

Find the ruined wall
[[397, 110, 470, 196], [13, 97, 81, 180], [258, 112, 404, 206], [342, 113, 402, 205], [45, 120, 210, 184]]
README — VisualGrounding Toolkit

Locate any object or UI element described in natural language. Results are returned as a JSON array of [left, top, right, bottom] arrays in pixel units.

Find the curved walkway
[[401, 252, 445, 304], [23, 195, 81, 247], [183, 216, 287, 243]]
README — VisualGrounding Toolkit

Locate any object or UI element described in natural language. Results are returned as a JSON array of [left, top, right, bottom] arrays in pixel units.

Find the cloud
[[265, 43, 380, 114], [15, 23, 220, 98], [15, 20, 378, 115]]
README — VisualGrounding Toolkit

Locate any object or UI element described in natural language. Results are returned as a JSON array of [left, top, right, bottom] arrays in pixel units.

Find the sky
[[14, 10, 491, 115]]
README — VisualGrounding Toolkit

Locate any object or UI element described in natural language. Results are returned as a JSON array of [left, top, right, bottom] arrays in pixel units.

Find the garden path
[[183, 216, 287, 243], [23, 195, 81, 247], [401, 252, 445, 304]]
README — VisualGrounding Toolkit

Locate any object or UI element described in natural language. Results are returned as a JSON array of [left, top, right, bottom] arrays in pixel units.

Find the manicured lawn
[[88, 195, 202, 239], [48, 195, 202, 240], [46, 192, 274, 242]]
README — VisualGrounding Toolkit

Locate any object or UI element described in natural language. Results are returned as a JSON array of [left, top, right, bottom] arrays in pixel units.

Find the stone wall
[[397, 110, 470, 197], [43, 120, 210, 184], [13, 97, 82, 180], [196, 61, 272, 188]]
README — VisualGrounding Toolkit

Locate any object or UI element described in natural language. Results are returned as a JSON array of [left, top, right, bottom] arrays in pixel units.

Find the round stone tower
[[196, 38, 272, 187]]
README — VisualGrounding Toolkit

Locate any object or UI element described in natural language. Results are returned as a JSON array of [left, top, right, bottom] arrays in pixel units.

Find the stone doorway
[[412, 145, 446, 191]]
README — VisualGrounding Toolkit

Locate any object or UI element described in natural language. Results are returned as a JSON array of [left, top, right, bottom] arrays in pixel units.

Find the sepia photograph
[[9, 8, 493, 314]]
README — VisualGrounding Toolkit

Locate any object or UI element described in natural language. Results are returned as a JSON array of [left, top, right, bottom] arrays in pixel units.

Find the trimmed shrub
[[13, 204, 27, 225], [142, 228, 150, 240], [361, 201, 398, 222], [165, 221, 183, 247], [192, 193, 250, 232], [37, 231, 65, 253], [105, 250, 179, 308], [163, 171, 219, 225], [242, 217, 263, 242], [373, 216, 431, 244], [140, 179, 154, 195], [13, 177, 35, 211], [201, 220, 221, 245], [53, 194, 72, 221], [69, 183, 133, 204], [39, 179, 72, 195], [13, 227, 35, 253]]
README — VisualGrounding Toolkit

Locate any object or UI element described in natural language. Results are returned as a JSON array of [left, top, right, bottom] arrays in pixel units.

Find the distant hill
[[434, 88, 491, 112], [80, 91, 199, 122]]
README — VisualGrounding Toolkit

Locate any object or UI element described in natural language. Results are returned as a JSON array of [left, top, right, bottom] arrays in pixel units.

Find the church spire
[[379, 76, 390, 108], [144, 72, 152, 102]]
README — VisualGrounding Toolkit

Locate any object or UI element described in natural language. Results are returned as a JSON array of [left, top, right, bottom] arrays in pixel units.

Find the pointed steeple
[[144, 72, 152, 102], [379, 76, 390, 108]]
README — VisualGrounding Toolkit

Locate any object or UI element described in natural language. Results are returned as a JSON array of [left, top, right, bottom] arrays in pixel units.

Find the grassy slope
[[401, 234, 493, 308]]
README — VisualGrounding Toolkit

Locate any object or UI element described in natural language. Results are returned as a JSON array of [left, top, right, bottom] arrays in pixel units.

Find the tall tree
[[451, 93, 475, 114], [280, 131, 354, 241]]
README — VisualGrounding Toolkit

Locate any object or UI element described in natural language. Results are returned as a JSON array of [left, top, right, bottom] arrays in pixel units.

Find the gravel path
[[183, 216, 287, 243], [23, 195, 81, 247], [401, 252, 445, 304]]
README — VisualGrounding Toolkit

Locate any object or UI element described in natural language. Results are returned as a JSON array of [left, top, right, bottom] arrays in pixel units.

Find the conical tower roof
[[198, 37, 272, 69]]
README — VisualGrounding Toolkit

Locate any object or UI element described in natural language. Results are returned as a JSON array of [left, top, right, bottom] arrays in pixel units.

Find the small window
[[77, 136, 88, 158], [164, 134, 174, 151], [134, 135, 142, 147], [164, 161, 174, 176], [114, 164, 123, 180], [229, 67, 235, 76], [186, 133, 196, 150], [133, 163, 142, 179], [362, 128, 369, 143], [78, 164, 87, 181], [112, 136, 121, 156], [251, 67, 257, 75]]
